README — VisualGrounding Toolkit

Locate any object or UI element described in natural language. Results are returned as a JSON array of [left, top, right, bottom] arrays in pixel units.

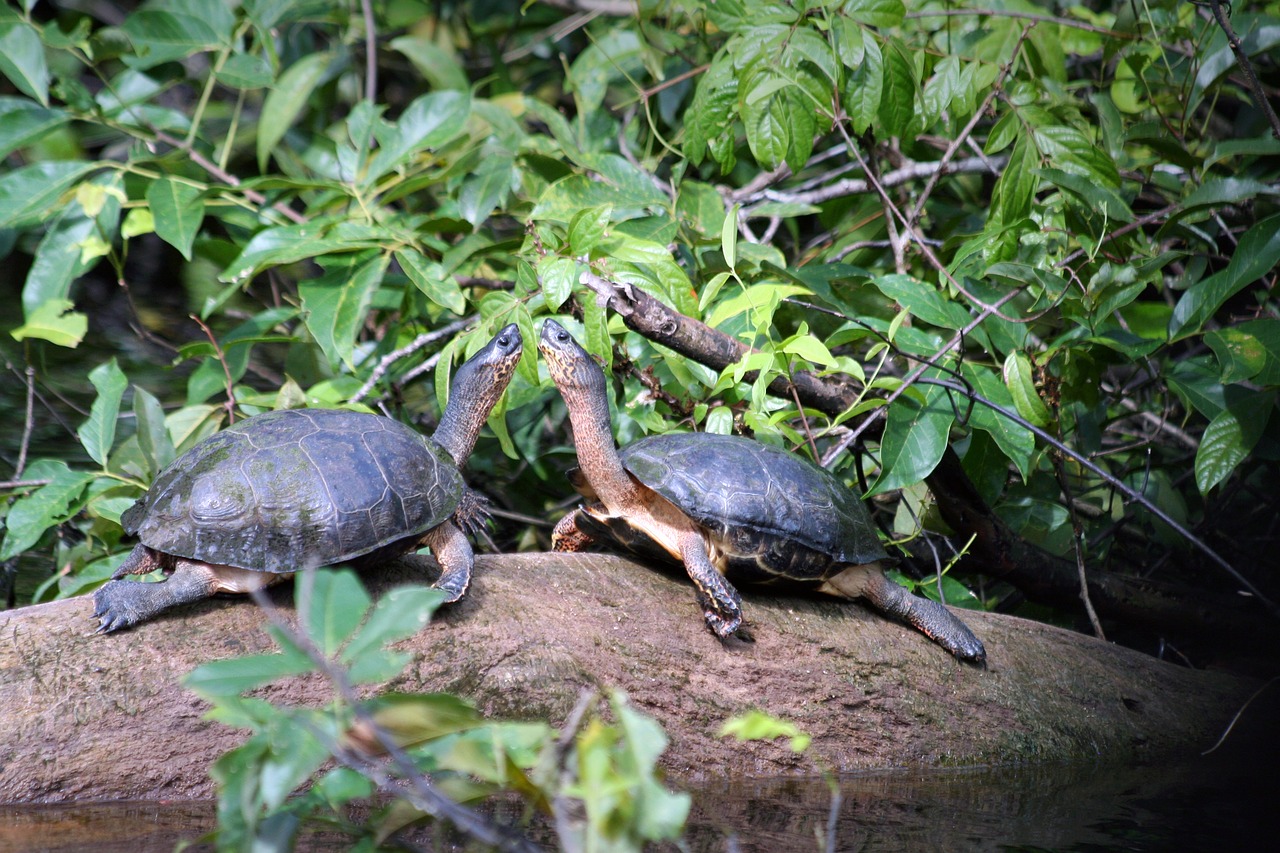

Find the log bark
[[0, 553, 1255, 805]]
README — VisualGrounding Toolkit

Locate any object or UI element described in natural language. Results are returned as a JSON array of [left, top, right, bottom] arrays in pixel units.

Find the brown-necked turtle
[[538, 319, 985, 663], [92, 324, 523, 632]]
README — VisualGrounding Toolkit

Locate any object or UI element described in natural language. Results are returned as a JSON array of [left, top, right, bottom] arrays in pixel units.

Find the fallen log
[[0, 553, 1255, 804]]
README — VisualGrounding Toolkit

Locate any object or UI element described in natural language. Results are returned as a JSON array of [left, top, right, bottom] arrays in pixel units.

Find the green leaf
[[958, 365, 1035, 481], [741, 78, 791, 170], [0, 463, 95, 560], [77, 359, 128, 467], [871, 381, 955, 494], [991, 135, 1037, 227], [842, 32, 882, 134], [132, 386, 175, 479], [303, 569, 372, 658], [782, 333, 836, 369], [568, 204, 612, 256], [1002, 351, 1053, 428], [397, 249, 466, 314], [183, 650, 316, 699], [721, 202, 738, 270], [873, 274, 972, 329], [341, 586, 447, 665], [458, 153, 515, 228], [365, 90, 470, 183], [259, 717, 330, 811], [362, 693, 483, 749], [877, 40, 917, 138], [1171, 213, 1280, 338], [10, 298, 87, 348], [121, 8, 228, 70], [0, 161, 103, 229], [1206, 319, 1280, 386], [300, 253, 387, 370], [720, 709, 811, 753], [537, 255, 578, 311], [1038, 167, 1133, 223], [257, 52, 332, 171], [0, 20, 49, 105], [146, 177, 205, 260], [844, 0, 905, 28], [389, 35, 470, 91], [611, 692, 691, 841], [0, 97, 67, 158], [1194, 391, 1274, 494]]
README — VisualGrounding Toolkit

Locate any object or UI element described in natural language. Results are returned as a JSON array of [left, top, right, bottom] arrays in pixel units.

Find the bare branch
[[1205, 0, 1280, 139]]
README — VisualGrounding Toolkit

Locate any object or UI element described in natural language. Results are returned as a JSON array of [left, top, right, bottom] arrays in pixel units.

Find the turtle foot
[[452, 488, 493, 538], [703, 608, 742, 639]]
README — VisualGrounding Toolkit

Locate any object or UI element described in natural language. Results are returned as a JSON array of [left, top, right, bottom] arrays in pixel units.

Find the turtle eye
[[497, 333, 511, 347], [556, 330, 570, 343]]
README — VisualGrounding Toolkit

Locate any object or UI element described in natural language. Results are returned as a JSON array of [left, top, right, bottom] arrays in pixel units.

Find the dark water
[[1, 747, 1275, 852]]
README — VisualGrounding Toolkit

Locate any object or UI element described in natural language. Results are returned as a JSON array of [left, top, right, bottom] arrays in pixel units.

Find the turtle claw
[[452, 488, 492, 539]]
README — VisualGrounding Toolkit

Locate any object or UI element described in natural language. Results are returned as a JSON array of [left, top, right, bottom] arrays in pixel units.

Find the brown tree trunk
[[0, 554, 1255, 804]]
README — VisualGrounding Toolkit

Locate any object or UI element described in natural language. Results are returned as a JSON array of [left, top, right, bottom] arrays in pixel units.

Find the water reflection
[[1, 749, 1273, 852]]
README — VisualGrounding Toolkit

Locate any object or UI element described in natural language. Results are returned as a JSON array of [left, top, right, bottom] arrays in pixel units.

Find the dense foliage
[[2, 0, 1279, 845]]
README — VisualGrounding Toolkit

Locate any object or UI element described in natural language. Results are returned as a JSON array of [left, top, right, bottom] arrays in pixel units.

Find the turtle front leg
[[451, 486, 493, 538], [679, 532, 744, 638], [94, 560, 225, 633], [423, 521, 474, 603], [551, 508, 598, 552], [848, 565, 987, 664]]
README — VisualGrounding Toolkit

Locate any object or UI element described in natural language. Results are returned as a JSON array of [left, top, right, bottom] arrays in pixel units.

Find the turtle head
[[433, 323, 523, 466], [539, 319, 607, 403]]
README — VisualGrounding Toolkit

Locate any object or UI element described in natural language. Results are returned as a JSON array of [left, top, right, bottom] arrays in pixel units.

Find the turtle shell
[[617, 433, 888, 583], [122, 408, 462, 573]]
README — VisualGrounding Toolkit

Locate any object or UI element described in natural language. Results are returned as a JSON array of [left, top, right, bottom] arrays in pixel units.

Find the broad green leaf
[[782, 333, 836, 369], [397, 249, 466, 314], [365, 90, 470, 183], [221, 218, 384, 284], [611, 692, 691, 841], [537, 255, 577, 311], [991, 135, 1037, 227], [720, 709, 811, 752], [1171, 212, 1280, 338], [184, 650, 316, 700], [1195, 391, 1274, 494], [0, 97, 67, 157], [303, 569, 372, 658], [217, 52, 272, 88], [257, 52, 332, 171], [389, 35, 470, 91], [878, 40, 917, 138], [300, 253, 387, 370], [0, 462, 95, 560], [844, 0, 905, 28], [1038, 167, 1133, 223], [259, 717, 329, 811], [341, 586, 447, 665], [721, 203, 738, 269], [873, 274, 972, 330], [871, 381, 955, 495], [1002, 351, 1053, 428], [121, 8, 228, 69], [843, 32, 883, 134], [0, 161, 103, 229], [146, 177, 205, 260], [1206, 319, 1280, 386], [458, 152, 515, 227], [958, 365, 1035, 482], [741, 78, 791, 170], [10, 298, 87, 348], [133, 385, 176, 478], [0, 20, 49, 104], [361, 693, 483, 748], [77, 359, 128, 467], [568, 204, 612, 256]]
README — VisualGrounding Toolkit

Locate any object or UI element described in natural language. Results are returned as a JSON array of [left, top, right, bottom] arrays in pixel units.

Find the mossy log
[[0, 553, 1255, 804]]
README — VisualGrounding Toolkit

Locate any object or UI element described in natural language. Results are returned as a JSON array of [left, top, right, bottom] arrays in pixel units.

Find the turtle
[[92, 323, 523, 633], [537, 319, 985, 663]]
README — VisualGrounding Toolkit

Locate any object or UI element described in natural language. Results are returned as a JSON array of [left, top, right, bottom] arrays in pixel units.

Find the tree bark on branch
[[577, 272, 1278, 647]]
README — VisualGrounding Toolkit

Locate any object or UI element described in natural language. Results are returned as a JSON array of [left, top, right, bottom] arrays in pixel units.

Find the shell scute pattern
[[620, 433, 887, 577], [128, 409, 461, 573]]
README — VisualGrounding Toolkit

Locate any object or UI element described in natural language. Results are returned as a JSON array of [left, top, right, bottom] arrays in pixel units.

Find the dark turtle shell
[[617, 433, 888, 583], [122, 408, 462, 573]]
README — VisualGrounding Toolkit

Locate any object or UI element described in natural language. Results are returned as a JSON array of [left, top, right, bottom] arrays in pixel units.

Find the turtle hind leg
[[93, 560, 224, 633], [551, 507, 599, 552], [423, 521, 474, 603], [826, 564, 987, 664]]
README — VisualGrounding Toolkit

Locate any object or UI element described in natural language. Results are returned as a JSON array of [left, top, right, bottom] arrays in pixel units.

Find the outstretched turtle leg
[[423, 521, 474, 603], [551, 508, 598, 552], [94, 560, 224, 633], [452, 486, 493, 539], [826, 564, 986, 663], [679, 532, 744, 639]]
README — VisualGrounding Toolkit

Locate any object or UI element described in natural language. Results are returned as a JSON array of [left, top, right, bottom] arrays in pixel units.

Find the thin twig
[[352, 318, 472, 403], [1205, 0, 1280, 139], [1201, 675, 1280, 755], [16, 365, 35, 479], [190, 314, 239, 424], [361, 0, 377, 102]]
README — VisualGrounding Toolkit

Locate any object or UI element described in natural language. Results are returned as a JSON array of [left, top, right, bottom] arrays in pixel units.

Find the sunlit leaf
[[77, 359, 128, 467]]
